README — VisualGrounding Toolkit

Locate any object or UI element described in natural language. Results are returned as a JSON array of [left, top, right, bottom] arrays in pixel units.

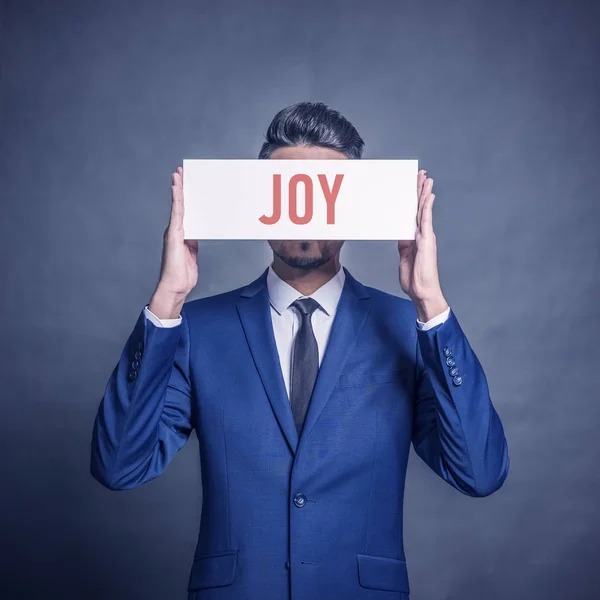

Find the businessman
[[91, 101, 509, 600]]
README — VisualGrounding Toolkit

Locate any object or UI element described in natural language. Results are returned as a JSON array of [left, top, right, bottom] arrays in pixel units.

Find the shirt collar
[[267, 264, 346, 317]]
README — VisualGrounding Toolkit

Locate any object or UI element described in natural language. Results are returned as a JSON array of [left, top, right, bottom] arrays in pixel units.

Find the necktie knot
[[291, 297, 320, 317]]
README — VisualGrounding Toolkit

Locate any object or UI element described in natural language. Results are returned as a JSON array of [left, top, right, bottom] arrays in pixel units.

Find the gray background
[[1, 0, 599, 598]]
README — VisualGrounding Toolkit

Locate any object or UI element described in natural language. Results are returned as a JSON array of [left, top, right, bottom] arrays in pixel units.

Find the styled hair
[[258, 101, 364, 159]]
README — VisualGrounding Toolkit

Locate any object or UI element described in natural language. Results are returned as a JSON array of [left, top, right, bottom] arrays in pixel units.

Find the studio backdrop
[[1, 0, 599, 598]]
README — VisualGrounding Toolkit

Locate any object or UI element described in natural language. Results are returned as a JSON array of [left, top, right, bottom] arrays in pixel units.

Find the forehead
[[269, 146, 347, 160]]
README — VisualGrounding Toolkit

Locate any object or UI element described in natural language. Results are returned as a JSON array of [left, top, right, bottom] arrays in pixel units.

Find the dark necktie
[[290, 297, 321, 437]]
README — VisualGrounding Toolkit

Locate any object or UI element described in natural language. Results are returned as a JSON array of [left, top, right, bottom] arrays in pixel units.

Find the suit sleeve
[[90, 305, 193, 490], [411, 308, 509, 497]]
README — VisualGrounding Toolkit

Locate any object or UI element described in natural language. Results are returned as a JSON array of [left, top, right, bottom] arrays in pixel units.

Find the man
[[90, 101, 509, 600]]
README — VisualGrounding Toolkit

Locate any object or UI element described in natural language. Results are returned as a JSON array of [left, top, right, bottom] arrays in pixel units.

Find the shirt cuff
[[144, 304, 182, 328], [416, 306, 451, 331]]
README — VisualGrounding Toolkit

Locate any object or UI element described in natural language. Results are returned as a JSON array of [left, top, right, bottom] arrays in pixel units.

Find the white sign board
[[182, 159, 418, 240]]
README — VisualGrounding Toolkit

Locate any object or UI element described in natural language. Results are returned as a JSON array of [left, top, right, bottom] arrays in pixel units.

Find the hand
[[155, 166, 199, 300], [397, 169, 448, 322]]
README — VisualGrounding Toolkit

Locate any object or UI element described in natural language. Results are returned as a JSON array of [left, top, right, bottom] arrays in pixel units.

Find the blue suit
[[91, 266, 509, 599]]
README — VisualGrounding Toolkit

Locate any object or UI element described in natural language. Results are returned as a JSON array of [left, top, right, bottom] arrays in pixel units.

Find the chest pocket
[[337, 367, 412, 388]]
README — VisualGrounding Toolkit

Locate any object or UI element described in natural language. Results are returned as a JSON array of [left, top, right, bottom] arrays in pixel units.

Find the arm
[[90, 305, 193, 490], [411, 308, 509, 497], [90, 164, 199, 490]]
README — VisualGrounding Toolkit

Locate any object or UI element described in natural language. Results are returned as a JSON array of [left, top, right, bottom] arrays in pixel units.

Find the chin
[[268, 239, 340, 270], [282, 255, 326, 269]]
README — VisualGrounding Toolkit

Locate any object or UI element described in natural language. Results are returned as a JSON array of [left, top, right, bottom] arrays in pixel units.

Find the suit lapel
[[237, 268, 299, 455], [297, 267, 371, 451], [236, 266, 371, 457]]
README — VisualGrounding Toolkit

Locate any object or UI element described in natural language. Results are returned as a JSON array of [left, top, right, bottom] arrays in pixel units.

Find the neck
[[271, 255, 341, 296]]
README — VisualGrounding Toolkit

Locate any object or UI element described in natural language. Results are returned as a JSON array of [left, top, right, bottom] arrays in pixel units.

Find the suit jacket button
[[293, 493, 306, 508], [453, 375, 463, 386], [445, 356, 456, 367], [285, 560, 290, 569], [443, 347, 452, 357]]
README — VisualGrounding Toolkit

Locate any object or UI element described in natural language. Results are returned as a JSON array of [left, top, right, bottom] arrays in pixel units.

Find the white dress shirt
[[144, 265, 451, 400]]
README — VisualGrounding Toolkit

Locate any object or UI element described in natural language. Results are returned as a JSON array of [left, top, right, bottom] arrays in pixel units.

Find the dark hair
[[258, 101, 364, 159]]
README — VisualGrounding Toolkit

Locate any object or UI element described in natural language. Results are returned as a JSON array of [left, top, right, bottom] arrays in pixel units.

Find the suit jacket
[[90, 266, 509, 600]]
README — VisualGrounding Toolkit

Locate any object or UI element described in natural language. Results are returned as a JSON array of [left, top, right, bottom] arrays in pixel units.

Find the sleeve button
[[449, 366, 459, 377], [128, 370, 138, 381], [134, 350, 142, 360], [443, 347, 452, 357], [452, 375, 462, 386], [445, 356, 456, 367]]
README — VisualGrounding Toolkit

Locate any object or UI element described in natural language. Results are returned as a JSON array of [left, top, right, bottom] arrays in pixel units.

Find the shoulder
[[363, 284, 417, 319], [360, 284, 419, 346], [181, 285, 246, 321]]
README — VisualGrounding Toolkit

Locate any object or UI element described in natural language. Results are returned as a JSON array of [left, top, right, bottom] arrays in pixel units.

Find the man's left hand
[[397, 169, 449, 322]]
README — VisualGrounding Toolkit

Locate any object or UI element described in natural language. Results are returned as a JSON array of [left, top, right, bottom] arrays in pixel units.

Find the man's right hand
[[148, 166, 199, 320]]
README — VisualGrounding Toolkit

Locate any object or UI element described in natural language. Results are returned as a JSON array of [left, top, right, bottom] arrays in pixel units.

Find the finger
[[173, 168, 182, 188], [420, 193, 435, 234], [415, 171, 427, 230], [170, 172, 184, 230], [418, 178, 433, 232], [417, 169, 426, 200], [171, 171, 181, 198], [421, 176, 433, 201], [170, 188, 183, 231]]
